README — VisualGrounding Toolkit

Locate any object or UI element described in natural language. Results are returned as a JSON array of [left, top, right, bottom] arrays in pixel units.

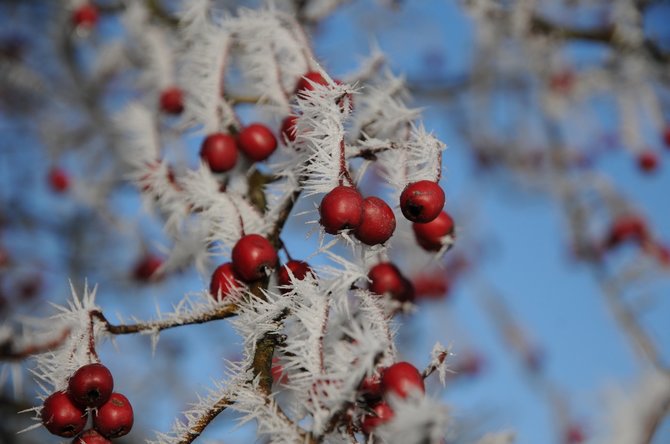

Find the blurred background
[[1, 1, 669, 443]]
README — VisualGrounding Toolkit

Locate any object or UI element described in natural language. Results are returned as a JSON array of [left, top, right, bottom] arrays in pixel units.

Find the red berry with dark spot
[[132, 254, 163, 282], [381, 362, 425, 398], [319, 186, 364, 235], [68, 363, 114, 408], [93, 393, 133, 439], [49, 167, 70, 193], [200, 133, 238, 173], [237, 124, 277, 162], [41, 391, 87, 437], [281, 116, 298, 143], [232, 234, 278, 282], [412, 211, 455, 252], [72, 429, 111, 444], [159, 87, 184, 115], [361, 402, 394, 434], [637, 150, 658, 173], [400, 180, 445, 223], [354, 197, 396, 245], [296, 71, 328, 94], [209, 263, 243, 301], [278, 260, 313, 292], [368, 263, 414, 303], [72, 4, 98, 28]]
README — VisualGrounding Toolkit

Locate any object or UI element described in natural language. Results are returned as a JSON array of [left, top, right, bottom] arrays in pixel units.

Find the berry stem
[[339, 140, 354, 187]]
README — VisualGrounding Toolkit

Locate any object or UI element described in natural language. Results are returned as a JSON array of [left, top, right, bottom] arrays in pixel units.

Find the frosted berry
[[41, 391, 87, 437], [68, 363, 114, 408], [295, 71, 328, 94], [606, 214, 649, 248], [354, 197, 396, 245], [72, 4, 99, 29], [237, 124, 277, 162], [278, 260, 313, 292], [368, 263, 414, 303], [637, 151, 658, 173], [359, 368, 385, 399], [400, 180, 445, 223], [281, 116, 298, 143], [209, 263, 243, 301], [72, 429, 111, 444], [49, 167, 70, 193], [200, 133, 238, 173], [232, 234, 278, 281], [93, 393, 133, 438], [361, 402, 394, 434], [159, 87, 184, 115], [381, 362, 425, 398], [412, 211, 455, 252], [319, 186, 364, 235], [132, 254, 163, 282]]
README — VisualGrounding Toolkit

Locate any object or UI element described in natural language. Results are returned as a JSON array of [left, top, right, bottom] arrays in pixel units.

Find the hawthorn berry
[[278, 260, 313, 292], [48, 167, 70, 193], [281, 116, 298, 143], [360, 402, 394, 434], [412, 211, 455, 252], [637, 150, 659, 173], [605, 214, 649, 248], [159, 87, 184, 115], [359, 368, 385, 400], [72, 4, 99, 29], [565, 424, 586, 444], [209, 263, 243, 300], [295, 71, 328, 94], [93, 393, 133, 439], [368, 263, 414, 303], [400, 180, 445, 223], [67, 363, 114, 408], [381, 362, 425, 398], [72, 429, 111, 444], [132, 254, 163, 282], [319, 186, 364, 235], [200, 133, 238, 173], [231, 234, 278, 281], [354, 197, 396, 245], [41, 391, 87, 437], [237, 123, 277, 162]]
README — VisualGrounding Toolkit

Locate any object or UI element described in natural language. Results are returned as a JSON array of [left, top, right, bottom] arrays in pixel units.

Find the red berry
[[237, 124, 277, 162], [295, 71, 328, 94], [132, 254, 163, 282], [41, 391, 87, 437], [637, 150, 658, 173], [278, 260, 313, 292], [200, 133, 238, 173], [67, 363, 114, 408], [48, 167, 70, 193], [549, 70, 574, 94], [663, 126, 670, 148], [381, 362, 425, 398], [354, 197, 396, 245], [606, 214, 649, 248], [281, 116, 298, 144], [72, 4, 98, 28], [359, 368, 385, 399], [368, 263, 414, 303], [361, 402, 394, 434], [400, 180, 445, 223], [565, 424, 586, 444], [412, 211, 455, 252], [231, 234, 278, 282], [319, 186, 364, 235], [72, 429, 111, 444], [159, 87, 184, 115], [456, 352, 483, 376], [93, 393, 133, 439], [209, 263, 243, 301]]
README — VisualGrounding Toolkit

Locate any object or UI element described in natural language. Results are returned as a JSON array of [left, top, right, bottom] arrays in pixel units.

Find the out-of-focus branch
[[0, 328, 70, 361]]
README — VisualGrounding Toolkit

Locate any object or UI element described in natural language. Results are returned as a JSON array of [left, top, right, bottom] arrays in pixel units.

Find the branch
[[176, 396, 232, 444], [0, 328, 70, 362]]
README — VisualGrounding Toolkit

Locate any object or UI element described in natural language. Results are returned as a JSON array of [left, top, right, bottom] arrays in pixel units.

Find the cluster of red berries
[[200, 123, 278, 173], [41, 363, 133, 443], [401, 180, 456, 251], [357, 361, 425, 434]]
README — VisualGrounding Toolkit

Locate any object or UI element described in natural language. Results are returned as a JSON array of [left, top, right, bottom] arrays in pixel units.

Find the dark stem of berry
[[436, 149, 442, 181], [87, 314, 99, 360], [279, 238, 293, 261], [339, 140, 354, 186]]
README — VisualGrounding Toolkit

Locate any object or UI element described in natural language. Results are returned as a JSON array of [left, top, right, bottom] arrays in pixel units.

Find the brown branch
[[176, 396, 232, 444], [0, 328, 71, 362], [89, 304, 238, 335]]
